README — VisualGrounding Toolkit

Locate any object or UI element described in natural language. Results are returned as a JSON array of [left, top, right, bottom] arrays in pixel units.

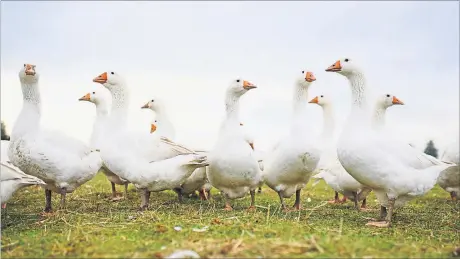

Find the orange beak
[[78, 93, 91, 101], [308, 96, 319, 103], [141, 102, 150, 109], [325, 60, 342, 72], [392, 96, 404, 105], [249, 142, 254, 150], [305, 72, 316, 82], [150, 124, 157, 133], [243, 80, 257, 90], [24, 64, 36, 76], [93, 72, 108, 84]]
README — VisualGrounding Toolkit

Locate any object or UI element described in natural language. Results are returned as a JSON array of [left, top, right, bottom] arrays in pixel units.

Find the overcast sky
[[1, 1, 458, 153]]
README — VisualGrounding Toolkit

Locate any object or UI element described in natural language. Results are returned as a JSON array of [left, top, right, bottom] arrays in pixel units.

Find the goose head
[[377, 94, 404, 109], [92, 71, 125, 91], [18, 63, 39, 83], [78, 91, 107, 105], [226, 78, 257, 98], [141, 97, 166, 112], [325, 58, 360, 76], [296, 70, 316, 87], [308, 94, 330, 107]]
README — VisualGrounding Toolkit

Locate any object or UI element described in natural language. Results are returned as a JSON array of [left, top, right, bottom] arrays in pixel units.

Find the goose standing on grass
[[437, 137, 460, 200], [78, 91, 130, 201], [311, 93, 404, 207], [325, 58, 457, 227], [207, 79, 263, 211], [8, 64, 103, 212], [142, 101, 208, 202], [309, 94, 368, 209], [92, 71, 208, 210], [263, 70, 322, 211]]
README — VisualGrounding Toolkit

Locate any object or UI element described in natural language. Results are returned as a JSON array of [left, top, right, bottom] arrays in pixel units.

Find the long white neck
[[291, 82, 311, 133], [90, 100, 110, 148], [372, 105, 387, 131], [224, 93, 241, 126], [320, 104, 335, 140], [107, 85, 130, 128], [344, 72, 372, 128], [95, 100, 110, 118], [11, 80, 41, 140]]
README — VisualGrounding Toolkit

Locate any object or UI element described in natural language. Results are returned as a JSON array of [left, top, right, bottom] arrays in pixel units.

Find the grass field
[[1, 172, 459, 258]]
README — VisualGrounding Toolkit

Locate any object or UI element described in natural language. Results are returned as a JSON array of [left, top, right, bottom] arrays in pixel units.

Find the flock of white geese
[[1, 58, 459, 228]]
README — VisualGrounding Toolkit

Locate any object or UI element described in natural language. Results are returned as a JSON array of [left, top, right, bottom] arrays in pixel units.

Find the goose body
[[92, 71, 208, 209], [78, 91, 130, 200], [207, 79, 263, 210], [311, 94, 403, 208], [262, 71, 322, 211], [8, 64, 102, 212], [325, 58, 456, 227], [142, 100, 210, 202]]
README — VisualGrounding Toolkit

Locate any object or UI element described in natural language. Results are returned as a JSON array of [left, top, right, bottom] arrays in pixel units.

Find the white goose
[[263, 70, 322, 211], [78, 91, 130, 201], [92, 71, 208, 210], [1, 140, 46, 208], [325, 58, 457, 227], [207, 79, 263, 211], [437, 136, 460, 200], [8, 64, 103, 212], [141, 98, 176, 139], [372, 93, 405, 131], [142, 102, 209, 202], [310, 93, 404, 209]]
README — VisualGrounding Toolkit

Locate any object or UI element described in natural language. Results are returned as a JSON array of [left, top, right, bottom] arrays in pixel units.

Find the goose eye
[[236, 79, 240, 83], [386, 94, 390, 97], [92, 92, 95, 94], [320, 95, 324, 98], [154, 120, 157, 123], [151, 99, 154, 102], [111, 72, 114, 75], [23, 64, 26, 67], [344, 58, 349, 62], [301, 71, 305, 74]]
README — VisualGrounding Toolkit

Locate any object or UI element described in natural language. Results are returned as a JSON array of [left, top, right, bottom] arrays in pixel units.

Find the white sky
[[1, 1, 458, 153]]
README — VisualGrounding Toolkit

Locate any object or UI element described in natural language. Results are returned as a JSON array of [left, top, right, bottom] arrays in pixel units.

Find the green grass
[[1, 172, 459, 258]]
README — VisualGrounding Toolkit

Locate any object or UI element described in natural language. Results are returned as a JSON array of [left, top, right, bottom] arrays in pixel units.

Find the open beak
[[79, 93, 91, 101], [150, 124, 157, 133], [243, 80, 257, 90], [305, 72, 316, 82], [141, 102, 150, 109], [24, 64, 36, 76], [308, 96, 319, 103], [93, 72, 108, 84], [325, 60, 342, 72], [392, 96, 404, 105]]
